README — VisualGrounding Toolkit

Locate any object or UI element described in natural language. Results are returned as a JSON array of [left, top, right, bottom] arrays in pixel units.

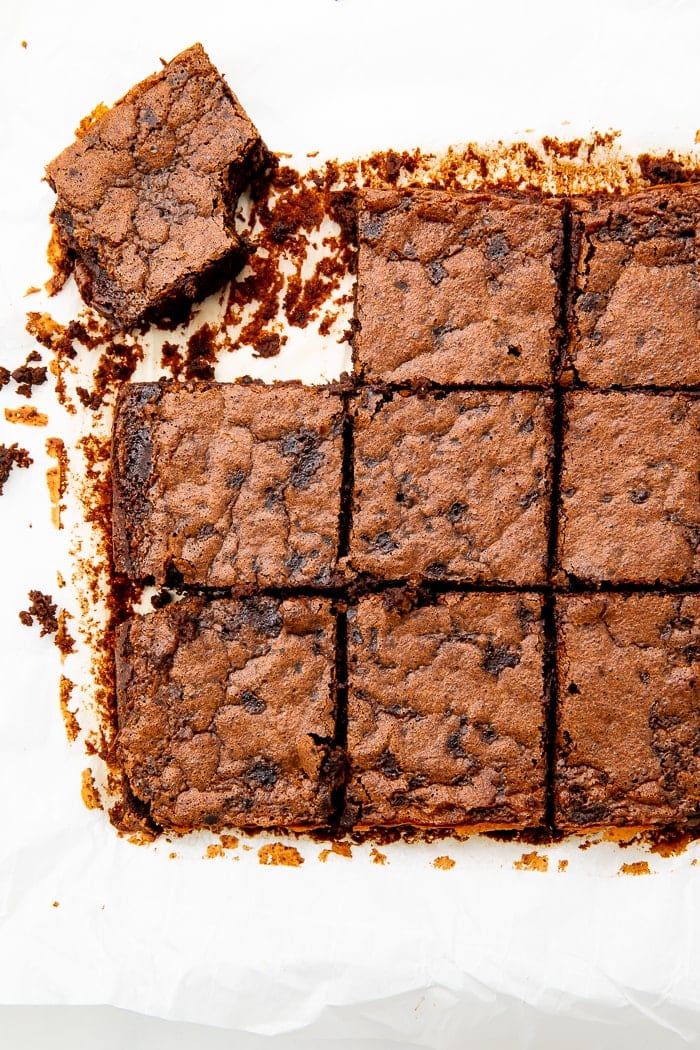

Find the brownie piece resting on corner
[[112, 381, 344, 587], [558, 392, 700, 585], [354, 189, 565, 385], [344, 592, 547, 829], [46, 44, 269, 329], [567, 184, 700, 387], [348, 389, 553, 584], [555, 594, 700, 829], [116, 596, 339, 830]]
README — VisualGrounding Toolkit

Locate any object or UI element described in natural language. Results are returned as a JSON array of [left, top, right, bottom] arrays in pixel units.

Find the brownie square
[[348, 390, 553, 584], [345, 592, 547, 828], [354, 189, 565, 385], [567, 185, 700, 387], [112, 381, 344, 588], [116, 596, 339, 830], [558, 392, 700, 585], [46, 44, 268, 329], [555, 594, 700, 829]]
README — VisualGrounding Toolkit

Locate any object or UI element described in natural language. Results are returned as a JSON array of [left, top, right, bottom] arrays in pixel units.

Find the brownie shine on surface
[[112, 381, 344, 588], [568, 184, 700, 388], [46, 44, 268, 328], [349, 389, 553, 585], [555, 594, 700, 829], [355, 188, 565, 385], [344, 592, 547, 829], [116, 596, 339, 830]]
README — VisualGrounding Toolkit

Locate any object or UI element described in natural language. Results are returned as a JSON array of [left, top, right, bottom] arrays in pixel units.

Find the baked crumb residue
[[5, 406, 48, 426], [433, 855, 456, 870], [258, 843, 305, 867], [0, 443, 32, 494], [558, 859, 569, 873], [81, 768, 102, 810], [205, 843, 225, 859], [370, 847, 388, 865], [59, 676, 80, 742], [618, 861, 652, 876], [318, 841, 353, 862], [19, 589, 58, 635], [45, 437, 67, 528], [514, 851, 549, 872]]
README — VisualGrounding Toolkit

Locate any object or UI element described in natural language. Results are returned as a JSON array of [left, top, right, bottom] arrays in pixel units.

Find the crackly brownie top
[[349, 389, 553, 585], [112, 381, 344, 588], [555, 593, 700, 828], [116, 596, 337, 830], [46, 44, 265, 327], [355, 188, 564, 385], [345, 591, 547, 828], [559, 392, 700, 585], [568, 184, 700, 387]]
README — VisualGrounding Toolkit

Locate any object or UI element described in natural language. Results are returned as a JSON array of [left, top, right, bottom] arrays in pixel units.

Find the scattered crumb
[[692, 859, 698, 867], [558, 859, 569, 873], [19, 590, 58, 635], [0, 443, 32, 494], [55, 609, 76, 657], [52, 901, 59, 908], [514, 851, 549, 873], [59, 676, 80, 742], [0, 366, 10, 389], [618, 861, 652, 877], [25, 285, 40, 295], [169, 852, 177, 859], [696, 130, 700, 145], [433, 856, 456, 871], [12, 360, 47, 397], [80, 768, 102, 811], [220, 834, 239, 850], [5, 406, 48, 426], [370, 847, 387, 865], [258, 843, 304, 867], [242, 845, 252, 852], [46, 437, 67, 528], [205, 843, 225, 859], [319, 841, 353, 862]]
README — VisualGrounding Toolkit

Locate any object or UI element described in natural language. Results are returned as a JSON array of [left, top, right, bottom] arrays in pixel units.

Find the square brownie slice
[[345, 592, 547, 829], [354, 189, 565, 385], [112, 381, 344, 588], [567, 185, 700, 387], [348, 389, 553, 585], [116, 596, 339, 830], [555, 594, 700, 829], [558, 392, 700, 585], [46, 44, 269, 329]]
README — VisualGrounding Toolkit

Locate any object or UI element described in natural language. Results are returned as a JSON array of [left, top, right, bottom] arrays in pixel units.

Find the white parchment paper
[[2, 1, 700, 1045]]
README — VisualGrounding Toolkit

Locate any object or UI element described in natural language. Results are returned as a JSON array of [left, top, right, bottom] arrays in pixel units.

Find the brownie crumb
[[0, 366, 11, 389], [19, 590, 59, 636], [0, 443, 32, 494]]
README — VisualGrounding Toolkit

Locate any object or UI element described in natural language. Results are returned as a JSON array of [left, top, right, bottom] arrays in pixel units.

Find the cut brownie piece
[[116, 596, 339, 830], [354, 189, 565, 385], [112, 381, 344, 587], [558, 392, 700, 585], [348, 389, 553, 584], [567, 185, 700, 387], [555, 594, 700, 829], [46, 44, 269, 328], [345, 592, 547, 829]]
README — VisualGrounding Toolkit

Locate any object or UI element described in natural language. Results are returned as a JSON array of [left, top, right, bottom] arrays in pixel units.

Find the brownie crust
[[568, 185, 700, 387], [555, 594, 700, 829], [349, 389, 553, 585], [558, 392, 700, 585], [355, 188, 565, 385], [46, 44, 268, 328], [112, 381, 344, 588], [345, 592, 547, 829], [116, 596, 339, 830]]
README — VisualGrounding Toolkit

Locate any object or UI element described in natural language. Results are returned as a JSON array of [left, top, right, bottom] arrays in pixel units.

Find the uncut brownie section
[[113, 381, 344, 588], [116, 596, 339, 830], [345, 592, 547, 829], [349, 389, 553, 584], [555, 594, 700, 829], [46, 44, 268, 329], [567, 185, 700, 387], [355, 189, 565, 385], [558, 392, 700, 585]]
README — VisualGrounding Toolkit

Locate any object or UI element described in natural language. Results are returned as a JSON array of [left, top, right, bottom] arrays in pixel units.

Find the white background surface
[[2, 1, 700, 1047]]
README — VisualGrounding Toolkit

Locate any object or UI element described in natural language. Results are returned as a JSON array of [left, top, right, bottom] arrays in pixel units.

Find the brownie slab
[[355, 189, 565, 385], [558, 392, 700, 585], [113, 381, 344, 587], [46, 44, 268, 328], [116, 596, 338, 830], [555, 594, 700, 829], [345, 592, 547, 828], [568, 185, 700, 387], [349, 390, 553, 584]]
